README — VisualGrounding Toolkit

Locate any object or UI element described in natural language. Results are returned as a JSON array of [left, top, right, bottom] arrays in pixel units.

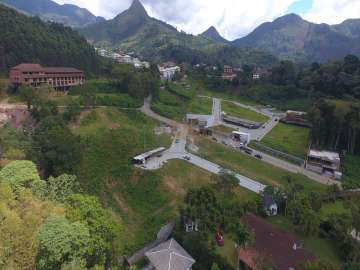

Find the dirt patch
[[105, 180, 131, 214], [71, 109, 91, 128], [109, 123, 121, 130], [163, 176, 185, 195], [131, 171, 142, 184]]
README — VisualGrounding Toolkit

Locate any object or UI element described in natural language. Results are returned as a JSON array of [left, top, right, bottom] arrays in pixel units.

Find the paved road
[[141, 96, 178, 127]]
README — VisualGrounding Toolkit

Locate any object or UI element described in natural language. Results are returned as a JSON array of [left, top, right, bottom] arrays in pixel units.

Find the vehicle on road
[[244, 148, 253, 155], [183, 156, 191, 161], [175, 139, 180, 143], [255, 154, 263, 159]]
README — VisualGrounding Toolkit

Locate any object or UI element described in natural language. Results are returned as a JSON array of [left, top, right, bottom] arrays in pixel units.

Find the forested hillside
[[82, 0, 277, 68], [233, 14, 360, 63], [0, 0, 105, 28], [0, 4, 100, 74]]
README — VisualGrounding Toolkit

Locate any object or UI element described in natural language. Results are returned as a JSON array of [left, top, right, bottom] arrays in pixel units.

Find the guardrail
[[251, 142, 305, 166]]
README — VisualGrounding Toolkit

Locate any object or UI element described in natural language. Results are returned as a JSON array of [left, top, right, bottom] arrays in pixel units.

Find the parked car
[[255, 154, 263, 159], [245, 148, 253, 155], [215, 232, 224, 246]]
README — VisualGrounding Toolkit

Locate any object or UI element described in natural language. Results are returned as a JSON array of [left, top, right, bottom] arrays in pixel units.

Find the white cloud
[[304, 0, 360, 25]]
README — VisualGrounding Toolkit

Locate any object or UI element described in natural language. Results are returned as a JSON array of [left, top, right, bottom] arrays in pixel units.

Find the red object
[[215, 231, 224, 246]]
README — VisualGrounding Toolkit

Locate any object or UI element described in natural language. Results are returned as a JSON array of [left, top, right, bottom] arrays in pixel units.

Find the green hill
[[232, 14, 360, 63], [201, 26, 228, 44], [82, 0, 277, 68], [0, 0, 105, 28], [0, 4, 100, 74]]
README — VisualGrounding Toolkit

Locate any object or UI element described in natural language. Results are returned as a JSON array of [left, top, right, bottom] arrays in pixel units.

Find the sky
[[53, 0, 360, 40]]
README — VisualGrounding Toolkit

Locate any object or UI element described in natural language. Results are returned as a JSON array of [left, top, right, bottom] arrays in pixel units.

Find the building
[[232, 131, 251, 145], [280, 111, 311, 127], [223, 115, 263, 129], [158, 62, 181, 82], [263, 195, 278, 216], [239, 213, 315, 270], [9, 63, 85, 90], [222, 65, 237, 81], [305, 150, 342, 179], [145, 238, 195, 270], [132, 147, 166, 165], [252, 73, 260, 80]]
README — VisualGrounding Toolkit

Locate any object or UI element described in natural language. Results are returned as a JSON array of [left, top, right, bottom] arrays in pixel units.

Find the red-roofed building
[[239, 213, 315, 270], [222, 65, 237, 81], [9, 63, 85, 90]]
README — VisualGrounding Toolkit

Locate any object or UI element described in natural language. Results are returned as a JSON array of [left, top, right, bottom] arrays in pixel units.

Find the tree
[[47, 174, 80, 203], [32, 116, 82, 177], [214, 169, 238, 195], [37, 216, 91, 270], [19, 85, 37, 110], [63, 100, 82, 122], [234, 223, 253, 248], [66, 194, 122, 267], [211, 263, 220, 270], [0, 160, 43, 191]]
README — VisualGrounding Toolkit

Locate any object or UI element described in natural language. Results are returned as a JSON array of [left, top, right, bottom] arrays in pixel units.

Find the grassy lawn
[[73, 108, 255, 253], [152, 86, 212, 121], [342, 154, 360, 189], [215, 234, 238, 268], [260, 123, 310, 158], [222, 101, 269, 122], [196, 138, 327, 193], [211, 125, 237, 134], [268, 216, 343, 266], [320, 201, 351, 220]]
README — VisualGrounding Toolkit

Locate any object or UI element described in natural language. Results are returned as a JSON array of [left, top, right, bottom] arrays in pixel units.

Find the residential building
[[263, 195, 278, 216], [145, 238, 195, 270], [9, 63, 85, 90], [252, 73, 260, 80], [158, 62, 181, 81], [305, 150, 342, 179], [222, 65, 237, 81], [239, 213, 315, 270]]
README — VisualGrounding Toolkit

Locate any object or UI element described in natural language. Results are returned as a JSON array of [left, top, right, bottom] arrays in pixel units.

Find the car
[[183, 156, 191, 161], [255, 154, 263, 159], [175, 139, 180, 143], [275, 118, 279, 122], [245, 149, 253, 155]]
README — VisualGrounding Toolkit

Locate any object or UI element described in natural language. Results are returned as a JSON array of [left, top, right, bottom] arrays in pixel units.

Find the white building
[[158, 63, 181, 82], [232, 131, 251, 145], [306, 150, 342, 179]]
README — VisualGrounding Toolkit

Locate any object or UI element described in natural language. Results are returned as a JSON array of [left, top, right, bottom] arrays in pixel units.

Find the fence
[[251, 142, 305, 166]]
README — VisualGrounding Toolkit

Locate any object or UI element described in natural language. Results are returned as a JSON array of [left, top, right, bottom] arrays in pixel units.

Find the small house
[[263, 195, 278, 216]]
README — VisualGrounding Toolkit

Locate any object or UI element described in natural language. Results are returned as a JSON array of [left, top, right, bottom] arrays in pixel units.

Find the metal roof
[[145, 238, 195, 270], [308, 150, 340, 162], [133, 147, 166, 161]]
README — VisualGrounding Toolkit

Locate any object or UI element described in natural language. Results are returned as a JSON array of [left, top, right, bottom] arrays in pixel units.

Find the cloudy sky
[[53, 0, 360, 40]]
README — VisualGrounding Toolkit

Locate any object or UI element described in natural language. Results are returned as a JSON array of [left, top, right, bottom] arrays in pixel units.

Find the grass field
[[268, 216, 343, 266], [196, 138, 327, 193], [73, 108, 255, 253], [152, 86, 212, 121], [222, 101, 269, 122], [260, 123, 310, 158]]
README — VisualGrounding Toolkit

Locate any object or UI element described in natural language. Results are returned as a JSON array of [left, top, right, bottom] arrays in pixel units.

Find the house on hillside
[[158, 62, 181, 82], [9, 63, 85, 90], [263, 195, 278, 216], [239, 213, 315, 270], [222, 65, 237, 81], [144, 238, 195, 270]]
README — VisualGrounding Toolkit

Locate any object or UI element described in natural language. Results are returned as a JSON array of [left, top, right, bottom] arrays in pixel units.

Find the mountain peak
[[201, 26, 228, 43], [128, 0, 148, 16]]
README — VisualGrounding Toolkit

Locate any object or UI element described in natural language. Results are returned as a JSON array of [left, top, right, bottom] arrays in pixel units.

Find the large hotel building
[[9, 63, 85, 90]]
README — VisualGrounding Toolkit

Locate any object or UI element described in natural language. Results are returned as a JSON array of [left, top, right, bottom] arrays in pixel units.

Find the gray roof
[[145, 238, 195, 270]]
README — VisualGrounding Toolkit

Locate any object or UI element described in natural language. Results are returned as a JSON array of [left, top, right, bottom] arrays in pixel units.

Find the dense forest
[[0, 4, 100, 74]]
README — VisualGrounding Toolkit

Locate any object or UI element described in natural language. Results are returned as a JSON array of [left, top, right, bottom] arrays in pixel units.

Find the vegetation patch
[[342, 154, 360, 189], [260, 123, 310, 158], [222, 101, 269, 122]]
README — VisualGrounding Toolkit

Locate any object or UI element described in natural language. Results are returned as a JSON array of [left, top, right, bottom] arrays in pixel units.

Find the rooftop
[[240, 213, 315, 270], [133, 147, 166, 161], [11, 63, 83, 73], [145, 238, 195, 270], [308, 150, 340, 162]]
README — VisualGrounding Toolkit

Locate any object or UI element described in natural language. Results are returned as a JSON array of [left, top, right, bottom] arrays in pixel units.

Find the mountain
[[82, 0, 277, 68], [232, 13, 360, 63], [201, 26, 228, 44], [0, 0, 105, 28], [0, 4, 100, 73]]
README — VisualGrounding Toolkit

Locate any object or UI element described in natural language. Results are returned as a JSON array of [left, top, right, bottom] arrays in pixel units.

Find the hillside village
[[0, 0, 360, 270]]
